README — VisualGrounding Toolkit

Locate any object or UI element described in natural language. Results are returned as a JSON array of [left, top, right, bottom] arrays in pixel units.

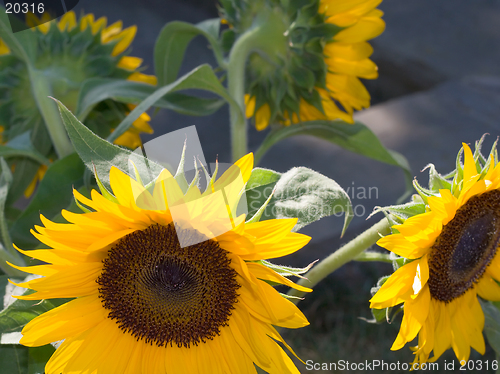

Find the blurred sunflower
[[221, 0, 384, 130], [370, 142, 500, 365], [10, 153, 312, 373], [0, 11, 156, 196]]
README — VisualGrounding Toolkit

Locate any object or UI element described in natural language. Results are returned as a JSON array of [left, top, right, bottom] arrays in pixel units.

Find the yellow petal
[[450, 301, 471, 362], [377, 233, 429, 259], [431, 300, 452, 360], [327, 56, 378, 79], [245, 95, 256, 118], [391, 284, 430, 350], [334, 10, 385, 43], [370, 259, 419, 308], [58, 11, 77, 32], [101, 21, 122, 41], [0, 38, 10, 55], [239, 280, 309, 328], [476, 274, 500, 301], [255, 103, 271, 130], [325, 41, 374, 61], [118, 56, 143, 70], [21, 294, 106, 346], [128, 72, 157, 85], [110, 26, 137, 56], [462, 143, 478, 183], [231, 152, 254, 184]]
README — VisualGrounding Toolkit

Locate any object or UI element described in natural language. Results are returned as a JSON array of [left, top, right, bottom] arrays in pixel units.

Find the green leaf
[[76, 79, 225, 120], [0, 344, 53, 374], [0, 344, 27, 374], [107, 64, 242, 144], [261, 167, 353, 235], [254, 120, 412, 200], [55, 100, 165, 191], [28, 345, 55, 374], [246, 168, 281, 190], [245, 168, 281, 220], [10, 153, 85, 249], [482, 300, 500, 358], [154, 19, 224, 86]]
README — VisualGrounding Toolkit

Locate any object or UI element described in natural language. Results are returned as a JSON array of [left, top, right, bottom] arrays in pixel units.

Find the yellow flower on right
[[371, 142, 500, 365]]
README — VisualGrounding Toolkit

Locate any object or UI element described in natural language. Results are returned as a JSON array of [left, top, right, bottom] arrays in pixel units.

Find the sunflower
[[9, 153, 312, 373], [225, 0, 385, 130], [370, 142, 500, 365], [0, 11, 155, 196]]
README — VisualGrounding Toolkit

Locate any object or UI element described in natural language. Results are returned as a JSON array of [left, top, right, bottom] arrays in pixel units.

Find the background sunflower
[[0, 11, 155, 197], [221, 0, 385, 130]]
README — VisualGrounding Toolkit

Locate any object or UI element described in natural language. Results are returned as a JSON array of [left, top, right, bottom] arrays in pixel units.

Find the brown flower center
[[428, 189, 500, 302], [97, 224, 240, 347]]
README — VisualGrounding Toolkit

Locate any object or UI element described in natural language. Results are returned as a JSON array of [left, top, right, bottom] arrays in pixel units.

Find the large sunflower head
[[220, 0, 385, 130], [9, 153, 312, 373], [370, 138, 500, 365], [0, 11, 155, 151]]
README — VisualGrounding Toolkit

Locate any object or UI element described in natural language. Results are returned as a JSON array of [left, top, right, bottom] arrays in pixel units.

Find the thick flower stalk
[[370, 139, 500, 365], [9, 153, 312, 373]]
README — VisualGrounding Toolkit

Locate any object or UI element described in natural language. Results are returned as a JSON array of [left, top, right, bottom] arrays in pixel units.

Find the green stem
[[227, 31, 253, 162], [29, 67, 74, 159], [227, 11, 287, 162], [288, 218, 392, 302]]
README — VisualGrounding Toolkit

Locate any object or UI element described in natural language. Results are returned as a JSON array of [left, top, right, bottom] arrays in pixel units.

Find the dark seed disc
[[429, 189, 500, 302], [97, 224, 240, 347]]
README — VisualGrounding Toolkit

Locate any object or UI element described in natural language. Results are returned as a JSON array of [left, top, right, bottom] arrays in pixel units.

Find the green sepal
[[259, 259, 316, 279], [369, 200, 426, 226], [424, 163, 452, 192], [186, 165, 201, 194], [278, 292, 304, 301], [174, 140, 189, 193], [362, 305, 403, 325], [246, 189, 275, 224], [93, 164, 118, 204]]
